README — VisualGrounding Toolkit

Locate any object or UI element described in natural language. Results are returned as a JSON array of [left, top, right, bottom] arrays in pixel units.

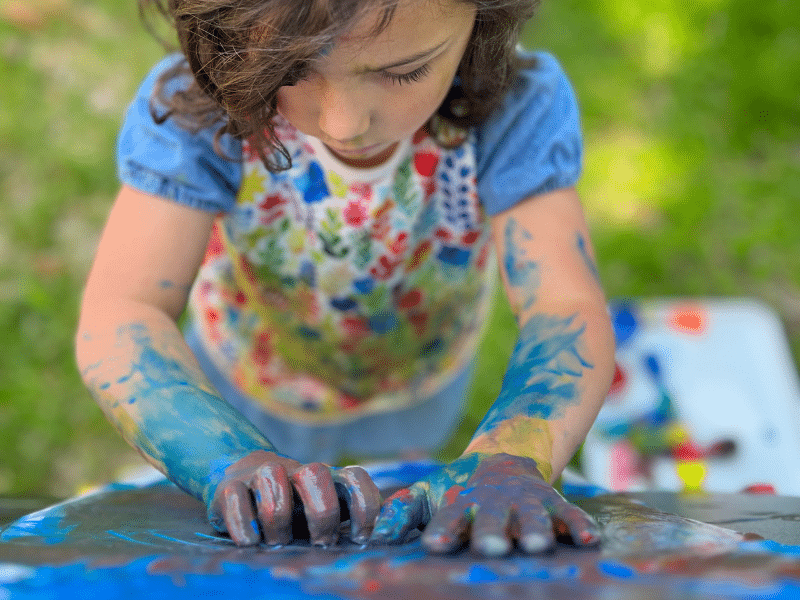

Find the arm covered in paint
[[76, 185, 380, 546], [372, 187, 615, 555]]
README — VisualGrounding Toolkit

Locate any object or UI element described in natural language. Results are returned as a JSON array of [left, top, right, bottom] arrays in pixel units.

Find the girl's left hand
[[370, 452, 601, 556]]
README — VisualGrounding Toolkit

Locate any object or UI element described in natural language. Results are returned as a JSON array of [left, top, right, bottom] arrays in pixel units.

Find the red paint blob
[[443, 485, 465, 505], [413, 151, 439, 177], [743, 483, 776, 495], [397, 289, 422, 310], [673, 441, 703, 461], [362, 579, 382, 593], [609, 363, 627, 395], [669, 307, 707, 335], [580, 531, 599, 545]]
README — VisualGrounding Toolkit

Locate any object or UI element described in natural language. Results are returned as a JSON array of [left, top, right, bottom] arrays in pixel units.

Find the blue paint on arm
[[474, 313, 593, 435], [503, 218, 538, 290], [576, 232, 601, 284], [109, 328, 278, 509]]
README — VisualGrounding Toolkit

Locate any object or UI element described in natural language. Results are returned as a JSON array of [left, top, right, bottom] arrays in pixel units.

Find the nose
[[317, 82, 370, 142]]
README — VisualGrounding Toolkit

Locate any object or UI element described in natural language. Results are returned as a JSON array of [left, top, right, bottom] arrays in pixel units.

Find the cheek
[[275, 86, 312, 126], [384, 76, 453, 131]]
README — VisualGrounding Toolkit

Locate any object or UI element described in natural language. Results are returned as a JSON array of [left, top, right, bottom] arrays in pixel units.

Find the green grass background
[[1, 0, 798, 498]]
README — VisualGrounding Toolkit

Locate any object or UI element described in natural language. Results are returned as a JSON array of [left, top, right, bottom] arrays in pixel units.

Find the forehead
[[327, 0, 475, 69]]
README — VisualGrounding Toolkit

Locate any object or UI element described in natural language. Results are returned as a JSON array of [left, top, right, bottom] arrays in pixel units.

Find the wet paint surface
[[3, 466, 800, 599]]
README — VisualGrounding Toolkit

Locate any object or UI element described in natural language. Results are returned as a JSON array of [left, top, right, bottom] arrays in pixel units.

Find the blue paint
[[6, 465, 800, 599], [387, 549, 427, 567], [352, 277, 374, 294], [99, 382, 110, 390], [597, 561, 635, 579], [371, 454, 484, 542], [610, 301, 639, 347], [437, 246, 470, 266], [368, 311, 397, 334], [642, 353, 676, 427], [294, 161, 329, 204], [106, 530, 161, 547], [503, 218, 537, 288], [459, 562, 580, 584], [0, 510, 76, 545], [305, 550, 387, 577], [297, 326, 321, 339], [146, 531, 211, 548], [0, 558, 350, 600], [576, 232, 601, 283], [475, 313, 593, 434], [193, 532, 235, 544], [299, 261, 316, 287], [463, 565, 500, 582], [330, 297, 357, 311], [741, 539, 800, 556], [521, 564, 580, 580], [116, 327, 277, 512]]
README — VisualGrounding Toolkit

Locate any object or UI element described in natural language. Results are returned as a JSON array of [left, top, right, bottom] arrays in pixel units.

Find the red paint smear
[[580, 531, 598, 545], [362, 579, 382, 593], [609, 363, 627, 396], [673, 441, 703, 461], [669, 307, 707, 335], [743, 483, 776, 495], [443, 485, 466, 505]]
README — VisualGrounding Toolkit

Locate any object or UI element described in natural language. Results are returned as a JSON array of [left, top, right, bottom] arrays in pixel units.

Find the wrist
[[465, 420, 554, 483]]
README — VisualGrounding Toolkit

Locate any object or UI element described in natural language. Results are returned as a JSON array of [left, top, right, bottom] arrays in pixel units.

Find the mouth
[[327, 142, 384, 157]]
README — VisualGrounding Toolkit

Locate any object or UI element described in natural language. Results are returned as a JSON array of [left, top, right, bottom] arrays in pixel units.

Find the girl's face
[[276, 0, 476, 168]]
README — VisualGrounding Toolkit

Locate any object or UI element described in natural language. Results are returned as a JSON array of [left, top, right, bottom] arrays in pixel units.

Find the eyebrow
[[359, 41, 447, 73]]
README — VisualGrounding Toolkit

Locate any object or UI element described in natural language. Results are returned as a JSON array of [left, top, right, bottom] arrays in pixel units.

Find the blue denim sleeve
[[476, 51, 583, 215], [116, 54, 242, 213]]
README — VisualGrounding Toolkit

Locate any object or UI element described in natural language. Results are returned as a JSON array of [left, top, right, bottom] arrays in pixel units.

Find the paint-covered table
[[2, 463, 800, 599]]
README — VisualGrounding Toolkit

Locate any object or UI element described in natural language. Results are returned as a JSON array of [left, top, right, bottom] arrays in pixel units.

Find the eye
[[380, 63, 431, 85]]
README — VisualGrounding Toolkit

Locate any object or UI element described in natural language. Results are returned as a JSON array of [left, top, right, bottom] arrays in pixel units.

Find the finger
[[421, 497, 474, 554], [251, 463, 293, 546], [371, 485, 428, 544], [332, 466, 383, 544], [550, 500, 601, 547], [291, 463, 341, 547], [515, 496, 556, 553], [219, 480, 260, 546], [470, 502, 514, 557]]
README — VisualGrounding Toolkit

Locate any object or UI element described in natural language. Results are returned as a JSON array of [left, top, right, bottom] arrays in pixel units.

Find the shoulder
[[116, 55, 242, 213], [475, 50, 583, 216]]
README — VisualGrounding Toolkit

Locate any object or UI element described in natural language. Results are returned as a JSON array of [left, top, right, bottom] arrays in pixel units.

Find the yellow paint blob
[[677, 460, 706, 492]]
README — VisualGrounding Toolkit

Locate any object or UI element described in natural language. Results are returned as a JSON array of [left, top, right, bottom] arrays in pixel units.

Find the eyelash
[[381, 63, 431, 85]]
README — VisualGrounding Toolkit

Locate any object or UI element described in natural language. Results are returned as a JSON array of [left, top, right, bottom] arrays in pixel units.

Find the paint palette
[[583, 298, 800, 495]]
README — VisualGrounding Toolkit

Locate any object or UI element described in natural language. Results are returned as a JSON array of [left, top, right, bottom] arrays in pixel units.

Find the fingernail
[[421, 531, 454, 553], [521, 533, 550, 553], [579, 530, 601, 545], [474, 534, 510, 557]]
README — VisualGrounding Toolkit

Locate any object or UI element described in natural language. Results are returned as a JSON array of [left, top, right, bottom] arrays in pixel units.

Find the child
[[76, 0, 615, 556]]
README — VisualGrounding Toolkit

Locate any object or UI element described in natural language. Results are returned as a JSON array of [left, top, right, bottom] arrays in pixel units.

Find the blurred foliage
[[1, 0, 798, 497]]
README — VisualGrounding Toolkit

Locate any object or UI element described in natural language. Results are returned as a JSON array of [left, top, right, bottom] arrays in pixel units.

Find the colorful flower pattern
[[189, 117, 494, 423]]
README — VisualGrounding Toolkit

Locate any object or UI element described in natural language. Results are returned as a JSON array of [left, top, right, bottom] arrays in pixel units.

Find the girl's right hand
[[209, 450, 382, 547]]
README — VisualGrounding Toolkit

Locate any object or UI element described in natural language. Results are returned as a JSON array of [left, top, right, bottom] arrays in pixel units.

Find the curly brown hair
[[140, 0, 540, 170]]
